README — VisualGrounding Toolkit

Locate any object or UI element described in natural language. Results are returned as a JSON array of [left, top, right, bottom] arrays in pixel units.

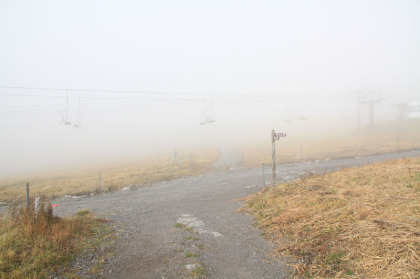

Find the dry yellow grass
[[1, 119, 419, 204], [239, 119, 420, 167], [0, 149, 218, 203], [243, 157, 420, 278], [0, 204, 108, 278]]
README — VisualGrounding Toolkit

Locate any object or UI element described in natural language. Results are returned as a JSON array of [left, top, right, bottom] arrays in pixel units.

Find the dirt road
[[54, 149, 420, 278]]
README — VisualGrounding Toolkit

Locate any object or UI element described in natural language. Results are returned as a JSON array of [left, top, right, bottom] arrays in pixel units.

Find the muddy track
[[54, 149, 420, 278]]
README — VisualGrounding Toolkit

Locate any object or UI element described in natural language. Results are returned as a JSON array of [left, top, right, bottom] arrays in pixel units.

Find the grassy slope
[[243, 157, 420, 278], [240, 119, 420, 167], [0, 206, 108, 279], [0, 149, 218, 203]]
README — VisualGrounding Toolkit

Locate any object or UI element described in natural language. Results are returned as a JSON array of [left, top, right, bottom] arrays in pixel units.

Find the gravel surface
[[52, 148, 420, 278]]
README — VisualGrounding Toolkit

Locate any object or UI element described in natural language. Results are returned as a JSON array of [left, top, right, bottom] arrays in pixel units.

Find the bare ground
[[52, 148, 420, 278]]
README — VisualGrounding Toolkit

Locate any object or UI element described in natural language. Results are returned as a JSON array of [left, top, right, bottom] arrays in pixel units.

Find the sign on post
[[274, 132, 286, 140], [271, 129, 287, 186]]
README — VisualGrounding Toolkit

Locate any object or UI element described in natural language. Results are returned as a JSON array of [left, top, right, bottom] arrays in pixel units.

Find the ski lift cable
[[0, 93, 350, 103], [0, 85, 351, 100]]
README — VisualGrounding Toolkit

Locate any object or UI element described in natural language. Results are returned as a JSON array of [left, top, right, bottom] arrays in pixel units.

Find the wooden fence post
[[26, 182, 30, 207]]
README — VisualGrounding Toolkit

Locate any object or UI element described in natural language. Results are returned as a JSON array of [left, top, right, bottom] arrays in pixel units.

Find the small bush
[[0, 199, 105, 278]]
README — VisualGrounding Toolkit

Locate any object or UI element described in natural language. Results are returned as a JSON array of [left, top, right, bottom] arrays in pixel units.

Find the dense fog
[[1, 0, 419, 178]]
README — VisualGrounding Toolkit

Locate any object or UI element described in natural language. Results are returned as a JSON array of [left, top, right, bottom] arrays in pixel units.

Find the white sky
[[0, 0, 419, 177]]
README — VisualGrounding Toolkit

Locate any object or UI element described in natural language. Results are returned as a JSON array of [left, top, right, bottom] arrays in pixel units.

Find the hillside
[[244, 157, 420, 278]]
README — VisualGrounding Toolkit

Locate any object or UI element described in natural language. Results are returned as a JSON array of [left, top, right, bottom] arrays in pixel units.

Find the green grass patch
[[184, 252, 200, 258], [188, 265, 209, 278], [184, 236, 200, 241], [184, 226, 199, 234], [175, 222, 186, 228], [76, 209, 92, 217]]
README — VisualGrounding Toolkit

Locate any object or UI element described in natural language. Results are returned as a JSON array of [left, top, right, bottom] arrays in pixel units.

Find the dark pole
[[262, 164, 265, 187], [26, 182, 30, 207], [272, 129, 276, 186]]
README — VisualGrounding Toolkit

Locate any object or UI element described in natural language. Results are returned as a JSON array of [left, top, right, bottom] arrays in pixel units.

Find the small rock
[[184, 264, 196, 270]]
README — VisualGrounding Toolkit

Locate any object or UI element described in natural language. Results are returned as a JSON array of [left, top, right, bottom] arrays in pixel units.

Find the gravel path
[[53, 149, 420, 278]]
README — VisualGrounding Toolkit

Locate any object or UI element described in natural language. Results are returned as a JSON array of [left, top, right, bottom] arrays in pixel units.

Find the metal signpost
[[173, 150, 178, 166], [262, 164, 265, 187], [271, 129, 286, 186]]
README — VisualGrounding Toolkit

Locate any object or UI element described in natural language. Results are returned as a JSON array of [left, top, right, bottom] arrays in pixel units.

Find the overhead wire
[[0, 85, 352, 118], [0, 85, 349, 100]]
